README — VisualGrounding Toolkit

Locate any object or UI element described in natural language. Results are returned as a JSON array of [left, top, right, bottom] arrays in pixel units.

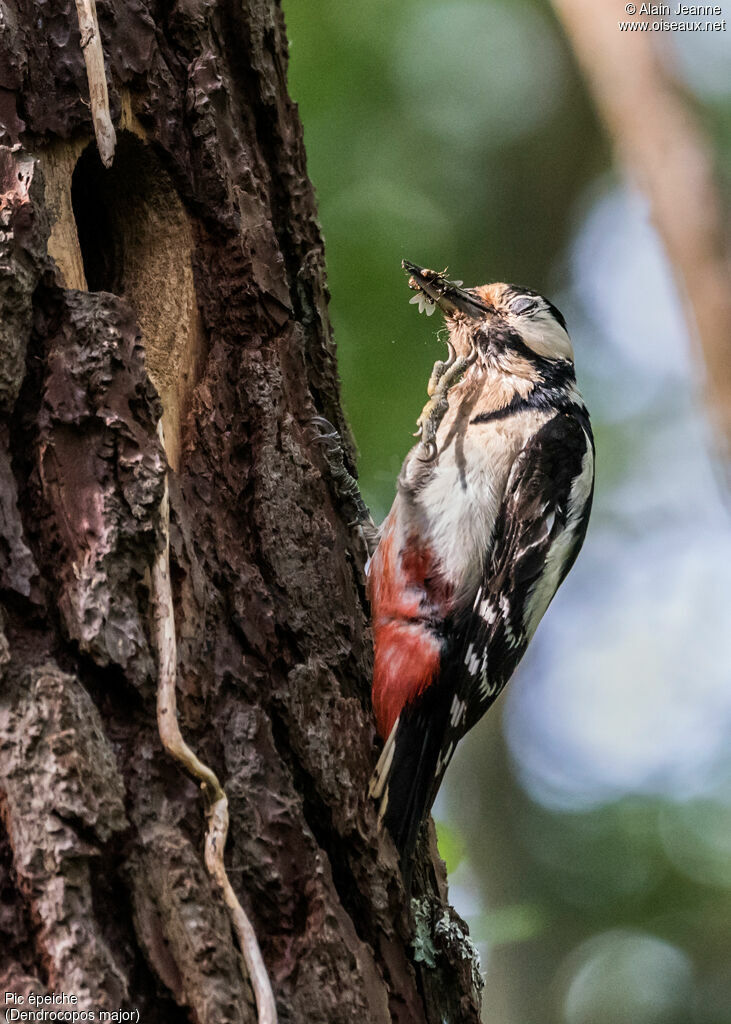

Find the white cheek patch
[[514, 311, 574, 362]]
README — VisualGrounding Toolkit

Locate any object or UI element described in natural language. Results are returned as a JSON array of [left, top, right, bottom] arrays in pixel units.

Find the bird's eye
[[511, 296, 538, 315]]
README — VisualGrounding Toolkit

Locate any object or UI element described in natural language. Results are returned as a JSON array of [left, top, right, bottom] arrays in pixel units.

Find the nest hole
[[70, 133, 206, 469]]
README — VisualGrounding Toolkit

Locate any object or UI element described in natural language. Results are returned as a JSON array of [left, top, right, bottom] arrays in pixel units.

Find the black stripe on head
[[544, 298, 568, 333], [501, 331, 576, 379], [505, 285, 569, 334]]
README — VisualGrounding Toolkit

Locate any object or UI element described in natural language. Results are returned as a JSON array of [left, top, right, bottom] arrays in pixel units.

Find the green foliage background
[[283, 3, 731, 1022], [285, 0, 605, 520]]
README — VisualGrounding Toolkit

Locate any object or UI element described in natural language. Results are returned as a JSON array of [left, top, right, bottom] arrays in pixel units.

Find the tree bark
[[0, 2, 481, 1022]]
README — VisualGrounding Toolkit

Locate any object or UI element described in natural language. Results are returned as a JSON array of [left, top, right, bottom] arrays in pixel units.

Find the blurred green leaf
[[472, 902, 548, 946], [435, 819, 466, 874]]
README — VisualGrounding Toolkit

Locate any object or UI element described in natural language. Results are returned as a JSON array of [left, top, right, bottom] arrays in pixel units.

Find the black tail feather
[[374, 682, 454, 885]]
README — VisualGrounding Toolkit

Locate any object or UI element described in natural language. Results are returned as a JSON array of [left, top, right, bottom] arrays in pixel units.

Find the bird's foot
[[426, 341, 457, 397], [415, 347, 478, 461], [310, 416, 379, 554]]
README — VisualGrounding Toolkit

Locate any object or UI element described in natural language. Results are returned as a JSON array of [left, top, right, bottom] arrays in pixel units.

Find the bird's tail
[[369, 684, 452, 884]]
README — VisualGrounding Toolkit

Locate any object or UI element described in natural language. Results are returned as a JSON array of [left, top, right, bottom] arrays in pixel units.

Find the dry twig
[[74, 0, 116, 167]]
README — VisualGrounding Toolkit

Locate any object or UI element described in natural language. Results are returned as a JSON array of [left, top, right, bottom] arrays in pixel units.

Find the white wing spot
[[480, 671, 498, 698], [464, 642, 482, 677], [500, 594, 519, 647], [449, 695, 467, 727], [436, 740, 455, 775], [523, 434, 594, 638], [479, 597, 497, 623]]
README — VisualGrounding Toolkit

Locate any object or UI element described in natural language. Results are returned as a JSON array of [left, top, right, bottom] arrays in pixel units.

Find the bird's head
[[402, 260, 574, 367]]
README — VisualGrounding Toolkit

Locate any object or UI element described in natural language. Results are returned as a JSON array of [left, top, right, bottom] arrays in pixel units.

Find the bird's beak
[[402, 260, 491, 319]]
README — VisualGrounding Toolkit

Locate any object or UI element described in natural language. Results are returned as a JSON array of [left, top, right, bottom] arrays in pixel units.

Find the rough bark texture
[[0, 2, 481, 1022]]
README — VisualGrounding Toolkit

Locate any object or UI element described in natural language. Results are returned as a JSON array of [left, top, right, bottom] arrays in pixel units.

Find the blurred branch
[[553, 0, 731, 468]]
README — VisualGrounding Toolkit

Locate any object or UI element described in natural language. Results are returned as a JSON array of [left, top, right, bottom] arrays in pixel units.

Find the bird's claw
[[426, 341, 456, 397], [415, 393, 449, 462], [310, 415, 340, 446], [420, 440, 438, 462], [415, 346, 478, 461], [309, 415, 378, 551]]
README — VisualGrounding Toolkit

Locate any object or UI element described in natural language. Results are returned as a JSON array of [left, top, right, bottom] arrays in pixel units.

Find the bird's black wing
[[455, 409, 594, 730], [376, 411, 594, 868]]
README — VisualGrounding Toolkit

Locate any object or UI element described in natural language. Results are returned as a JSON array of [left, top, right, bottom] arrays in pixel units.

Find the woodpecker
[[366, 261, 594, 871]]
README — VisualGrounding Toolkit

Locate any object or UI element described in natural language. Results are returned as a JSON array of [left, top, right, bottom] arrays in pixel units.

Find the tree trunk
[[0, 2, 481, 1022]]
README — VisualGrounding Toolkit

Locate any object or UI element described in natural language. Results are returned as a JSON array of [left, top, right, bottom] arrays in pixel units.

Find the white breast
[[399, 404, 555, 600]]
